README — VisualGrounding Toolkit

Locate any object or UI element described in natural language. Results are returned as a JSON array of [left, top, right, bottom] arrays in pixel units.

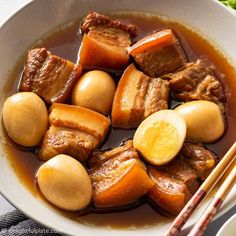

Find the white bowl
[[0, 0, 236, 235], [216, 214, 236, 236]]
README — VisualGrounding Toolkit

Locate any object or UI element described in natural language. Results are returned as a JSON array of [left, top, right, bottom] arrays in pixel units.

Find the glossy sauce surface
[[2, 11, 236, 229]]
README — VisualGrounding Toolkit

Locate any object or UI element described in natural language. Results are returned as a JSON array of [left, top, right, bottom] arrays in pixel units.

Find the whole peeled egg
[[175, 100, 224, 143], [37, 154, 92, 211], [72, 70, 116, 115], [2, 92, 48, 147]]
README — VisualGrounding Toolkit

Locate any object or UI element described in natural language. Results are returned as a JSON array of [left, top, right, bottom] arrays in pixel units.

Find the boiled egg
[[37, 154, 92, 211], [133, 110, 186, 166]]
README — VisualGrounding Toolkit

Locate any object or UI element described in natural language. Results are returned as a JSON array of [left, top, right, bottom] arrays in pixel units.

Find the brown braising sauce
[[2, 11, 236, 229]]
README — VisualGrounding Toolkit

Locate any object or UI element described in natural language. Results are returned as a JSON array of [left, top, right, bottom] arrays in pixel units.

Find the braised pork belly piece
[[148, 143, 217, 215], [166, 59, 225, 107], [89, 140, 135, 167], [161, 159, 199, 194], [38, 103, 110, 162], [179, 143, 217, 180], [148, 167, 191, 215], [128, 29, 187, 77], [89, 140, 155, 208], [79, 11, 137, 70], [112, 64, 169, 128], [19, 48, 82, 104]]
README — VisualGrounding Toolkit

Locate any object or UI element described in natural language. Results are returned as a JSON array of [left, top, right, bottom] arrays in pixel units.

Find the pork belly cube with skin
[[112, 64, 169, 128], [179, 143, 217, 180], [89, 141, 155, 208], [19, 48, 82, 104], [89, 140, 135, 167], [161, 158, 199, 194], [38, 103, 110, 162], [128, 29, 187, 77], [148, 167, 191, 215], [79, 11, 137, 70], [166, 59, 225, 108], [39, 126, 96, 163]]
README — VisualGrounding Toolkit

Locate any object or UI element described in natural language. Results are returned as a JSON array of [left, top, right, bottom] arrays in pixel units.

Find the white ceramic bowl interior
[[216, 214, 236, 236], [0, 0, 236, 235]]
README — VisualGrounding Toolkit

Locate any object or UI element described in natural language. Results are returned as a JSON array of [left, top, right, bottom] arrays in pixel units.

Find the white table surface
[[0, 1, 235, 235]]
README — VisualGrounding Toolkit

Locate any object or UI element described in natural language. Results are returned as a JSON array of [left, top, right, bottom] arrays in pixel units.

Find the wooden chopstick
[[165, 141, 236, 236], [187, 164, 236, 236]]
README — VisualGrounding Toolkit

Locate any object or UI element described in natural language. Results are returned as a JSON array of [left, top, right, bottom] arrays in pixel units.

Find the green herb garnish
[[219, 0, 236, 10]]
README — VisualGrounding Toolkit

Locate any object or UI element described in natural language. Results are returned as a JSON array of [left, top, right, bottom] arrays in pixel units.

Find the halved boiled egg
[[133, 110, 186, 166]]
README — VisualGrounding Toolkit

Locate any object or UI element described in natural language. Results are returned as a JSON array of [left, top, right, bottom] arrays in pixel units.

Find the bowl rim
[[216, 214, 236, 236], [1, 0, 236, 235]]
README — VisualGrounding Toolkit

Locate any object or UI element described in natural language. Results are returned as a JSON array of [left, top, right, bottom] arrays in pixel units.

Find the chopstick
[[165, 141, 236, 236], [187, 163, 236, 236]]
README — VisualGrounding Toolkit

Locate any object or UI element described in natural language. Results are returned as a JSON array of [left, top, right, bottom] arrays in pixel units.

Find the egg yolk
[[136, 121, 180, 162]]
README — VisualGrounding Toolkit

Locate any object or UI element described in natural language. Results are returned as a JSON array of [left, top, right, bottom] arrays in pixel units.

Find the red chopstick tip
[[164, 143, 236, 236], [165, 189, 207, 236]]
